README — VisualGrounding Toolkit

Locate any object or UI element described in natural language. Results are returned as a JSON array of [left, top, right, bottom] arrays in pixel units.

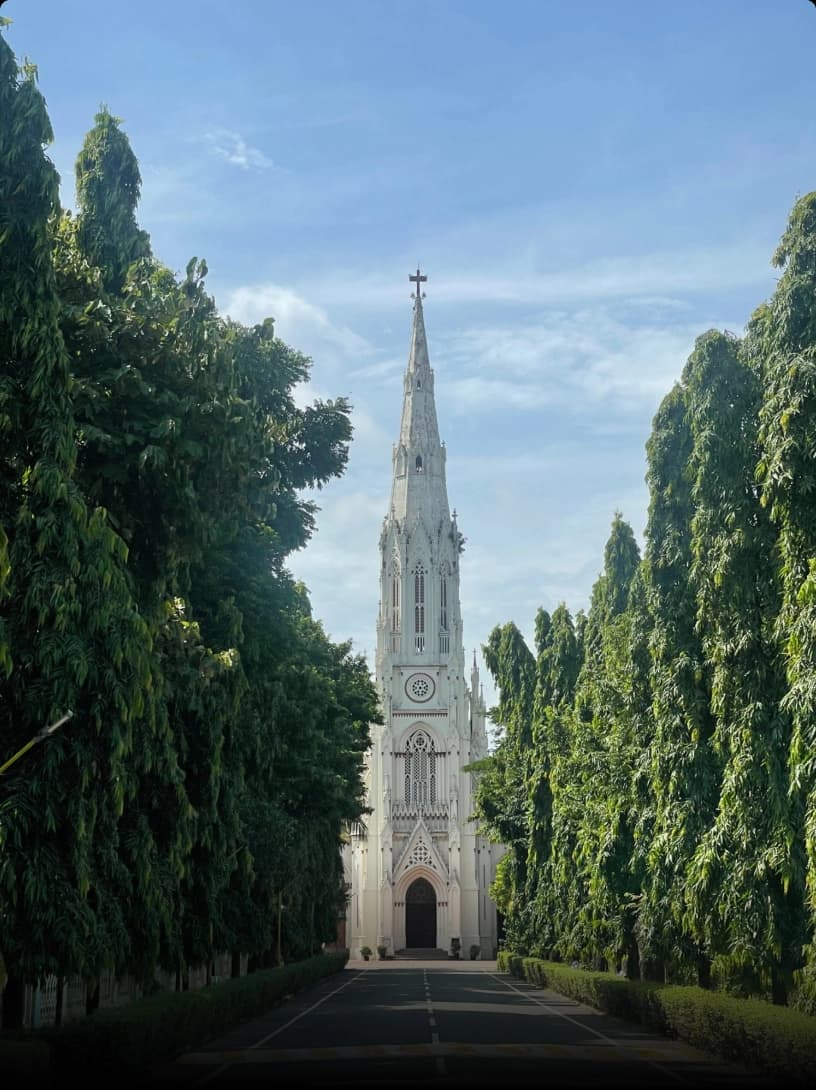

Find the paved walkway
[[158, 961, 776, 1086]]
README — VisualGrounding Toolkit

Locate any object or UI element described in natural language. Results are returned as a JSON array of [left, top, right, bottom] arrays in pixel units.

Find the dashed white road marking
[[179, 967, 735, 1085], [424, 969, 447, 1077]]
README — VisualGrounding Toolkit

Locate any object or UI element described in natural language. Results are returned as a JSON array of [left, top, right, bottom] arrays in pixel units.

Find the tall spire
[[406, 290, 431, 377], [389, 269, 449, 525], [407, 266, 430, 380]]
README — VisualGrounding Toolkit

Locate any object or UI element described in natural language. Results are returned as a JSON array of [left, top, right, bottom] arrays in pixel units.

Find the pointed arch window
[[414, 563, 425, 653], [391, 567, 401, 631], [415, 455, 423, 473], [439, 564, 451, 654], [404, 730, 437, 809]]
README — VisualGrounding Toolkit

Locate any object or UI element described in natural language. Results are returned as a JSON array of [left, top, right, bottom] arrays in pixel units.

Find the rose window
[[405, 673, 434, 703]]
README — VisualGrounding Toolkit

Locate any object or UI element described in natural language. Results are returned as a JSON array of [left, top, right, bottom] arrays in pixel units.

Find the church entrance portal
[[405, 877, 437, 948]]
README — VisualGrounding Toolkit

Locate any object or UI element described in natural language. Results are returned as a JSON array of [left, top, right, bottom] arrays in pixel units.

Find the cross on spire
[[409, 266, 427, 300]]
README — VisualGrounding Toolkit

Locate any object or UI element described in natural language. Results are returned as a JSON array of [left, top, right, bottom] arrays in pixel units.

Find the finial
[[409, 266, 427, 301]]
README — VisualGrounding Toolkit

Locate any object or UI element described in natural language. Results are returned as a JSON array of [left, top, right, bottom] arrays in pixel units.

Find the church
[[343, 271, 503, 958]]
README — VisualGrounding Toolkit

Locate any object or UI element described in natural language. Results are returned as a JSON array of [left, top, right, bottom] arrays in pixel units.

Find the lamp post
[[0, 711, 73, 776]]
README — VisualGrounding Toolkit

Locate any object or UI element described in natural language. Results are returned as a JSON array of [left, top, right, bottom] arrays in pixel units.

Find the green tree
[[565, 515, 641, 970], [0, 33, 152, 987], [1, 31, 377, 999], [682, 329, 805, 1002], [642, 385, 718, 983], [541, 603, 581, 711], [75, 106, 150, 293], [756, 193, 816, 989], [475, 623, 536, 950]]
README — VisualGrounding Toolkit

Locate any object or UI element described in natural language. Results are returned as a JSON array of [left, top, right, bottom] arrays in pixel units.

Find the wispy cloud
[[224, 283, 373, 364], [349, 357, 404, 381], [438, 307, 738, 413], [203, 128, 276, 172], [294, 241, 775, 310]]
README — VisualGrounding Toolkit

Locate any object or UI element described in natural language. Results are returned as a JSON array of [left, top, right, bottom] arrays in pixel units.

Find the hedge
[[2, 950, 348, 1083], [498, 952, 816, 1083]]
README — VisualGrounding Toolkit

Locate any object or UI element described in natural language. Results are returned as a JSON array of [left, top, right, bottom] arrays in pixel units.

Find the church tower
[[345, 270, 502, 958]]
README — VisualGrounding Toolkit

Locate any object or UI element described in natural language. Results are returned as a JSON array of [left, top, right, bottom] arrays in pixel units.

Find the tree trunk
[[85, 978, 100, 1016], [641, 956, 665, 982], [696, 952, 712, 990], [54, 977, 64, 1027], [276, 891, 284, 966], [771, 962, 788, 1006], [231, 952, 241, 979], [625, 941, 640, 980], [1, 975, 24, 1029]]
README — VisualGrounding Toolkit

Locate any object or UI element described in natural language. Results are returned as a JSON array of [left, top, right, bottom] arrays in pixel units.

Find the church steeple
[[348, 267, 503, 964], [390, 269, 450, 527], [377, 269, 462, 674]]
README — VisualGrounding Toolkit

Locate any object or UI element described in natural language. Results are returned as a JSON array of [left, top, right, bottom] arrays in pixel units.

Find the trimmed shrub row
[[6, 950, 348, 1082], [498, 953, 816, 1083]]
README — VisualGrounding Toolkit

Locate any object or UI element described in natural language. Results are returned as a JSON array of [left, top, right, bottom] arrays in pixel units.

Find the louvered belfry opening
[[405, 877, 437, 948]]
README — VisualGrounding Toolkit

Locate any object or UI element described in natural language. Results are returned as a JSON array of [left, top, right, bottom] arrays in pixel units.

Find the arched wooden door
[[405, 877, 437, 948]]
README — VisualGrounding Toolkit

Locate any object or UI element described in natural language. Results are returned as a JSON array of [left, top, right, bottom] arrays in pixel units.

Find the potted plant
[[377, 944, 388, 960], [469, 944, 480, 961], [360, 945, 372, 962], [450, 937, 461, 960]]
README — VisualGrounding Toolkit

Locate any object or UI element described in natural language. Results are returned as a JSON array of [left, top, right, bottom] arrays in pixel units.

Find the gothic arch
[[388, 561, 401, 631], [403, 728, 438, 808], [393, 863, 448, 952], [395, 720, 444, 753], [438, 560, 451, 636], [394, 862, 446, 905], [412, 560, 426, 653]]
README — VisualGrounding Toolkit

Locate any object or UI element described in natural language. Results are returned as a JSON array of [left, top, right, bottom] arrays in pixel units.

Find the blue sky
[[7, 1, 816, 710]]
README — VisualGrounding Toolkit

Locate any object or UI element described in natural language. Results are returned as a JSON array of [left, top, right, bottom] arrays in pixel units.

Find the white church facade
[[343, 271, 503, 958]]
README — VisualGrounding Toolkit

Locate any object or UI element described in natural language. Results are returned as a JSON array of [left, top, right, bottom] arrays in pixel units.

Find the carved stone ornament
[[405, 672, 435, 703]]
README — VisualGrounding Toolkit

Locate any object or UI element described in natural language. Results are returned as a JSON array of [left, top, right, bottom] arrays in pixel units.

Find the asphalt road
[[161, 959, 776, 1088]]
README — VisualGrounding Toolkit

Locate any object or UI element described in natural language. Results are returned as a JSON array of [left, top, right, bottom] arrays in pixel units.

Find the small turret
[[470, 650, 480, 696]]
